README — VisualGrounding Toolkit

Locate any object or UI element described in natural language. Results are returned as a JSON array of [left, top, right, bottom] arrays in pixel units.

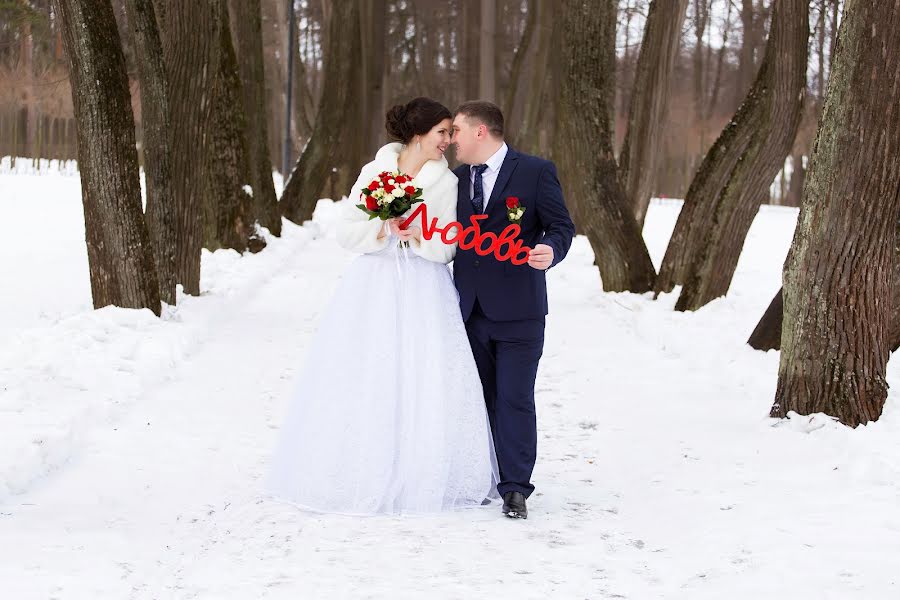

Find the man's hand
[[527, 243, 554, 270]]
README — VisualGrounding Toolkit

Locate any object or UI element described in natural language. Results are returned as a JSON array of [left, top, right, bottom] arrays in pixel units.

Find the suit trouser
[[465, 299, 545, 498]]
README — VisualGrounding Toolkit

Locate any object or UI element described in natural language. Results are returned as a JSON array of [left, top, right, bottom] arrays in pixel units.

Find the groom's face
[[451, 114, 482, 164]]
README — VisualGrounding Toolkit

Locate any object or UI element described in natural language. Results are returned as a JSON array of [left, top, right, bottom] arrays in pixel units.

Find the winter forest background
[[1, 0, 841, 203], [1, 0, 899, 598]]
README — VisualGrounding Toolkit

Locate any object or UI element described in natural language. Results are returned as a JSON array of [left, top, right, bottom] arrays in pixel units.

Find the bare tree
[[362, 0, 387, 156], [479, 0, 496, 102], [229, 0, 281, 237], [204, 0, 262, 254], [555, 0, 656, 292], [618, 0, 689, 228], [515, 0, 554, 154], [771, 0, 900, 427], [461, 0, 480, 101], [157, 0, 218, 296], [655, 0, 809, 311], [54, 0, 160, 315], [736, 0, 762, 102], [280, 0, 361, 225], [126, 0, 175, 305], [502, 0, 536, 138]]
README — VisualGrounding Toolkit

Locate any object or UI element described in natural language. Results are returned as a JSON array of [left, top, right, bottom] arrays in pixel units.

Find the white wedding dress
[[265, 143, 499, 515]]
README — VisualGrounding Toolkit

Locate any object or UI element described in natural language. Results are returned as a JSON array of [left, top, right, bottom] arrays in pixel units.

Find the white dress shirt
[[469, 143, 509, 210]]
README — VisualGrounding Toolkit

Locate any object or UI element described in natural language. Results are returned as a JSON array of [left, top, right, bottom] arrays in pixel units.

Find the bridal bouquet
[[357, 171, 424, 221]]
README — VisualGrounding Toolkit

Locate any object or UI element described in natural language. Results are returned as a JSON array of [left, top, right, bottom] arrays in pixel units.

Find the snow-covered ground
[[1, 169, 898, 599]]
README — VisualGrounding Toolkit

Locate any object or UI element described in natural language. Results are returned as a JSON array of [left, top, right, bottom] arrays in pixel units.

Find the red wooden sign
[[400, 203, 532, 265]]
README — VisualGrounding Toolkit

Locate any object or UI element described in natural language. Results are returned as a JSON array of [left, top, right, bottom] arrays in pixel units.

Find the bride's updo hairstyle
[[385, 97, 452, 145]]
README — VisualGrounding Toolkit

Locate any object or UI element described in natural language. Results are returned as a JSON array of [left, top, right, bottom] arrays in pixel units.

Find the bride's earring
[[416, 138, 421, 152]]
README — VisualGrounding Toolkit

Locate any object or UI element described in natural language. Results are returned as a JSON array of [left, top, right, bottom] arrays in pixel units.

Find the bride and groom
[[266, 98, 575, 519]]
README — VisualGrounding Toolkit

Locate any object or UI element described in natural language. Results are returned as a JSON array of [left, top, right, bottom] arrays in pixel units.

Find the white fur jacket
[[335, 143, 458, 264]]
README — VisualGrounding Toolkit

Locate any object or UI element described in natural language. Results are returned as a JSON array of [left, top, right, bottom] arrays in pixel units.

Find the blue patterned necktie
[[471, 164, 489, 214]]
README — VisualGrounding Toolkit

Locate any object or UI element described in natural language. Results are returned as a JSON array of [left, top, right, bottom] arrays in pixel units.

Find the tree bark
[[737, 0, 757, 102], [126, 0, 176, 305], [157, 0, 218, 296], [204, 0, 262, 254], [279, 0, 361, 225], [515, 0, 552, 154], [55, 0, 160, 315], [785, 147, 805, 207], [502, 0, 536, 137], [478, 0, 496, 102], [363, 0, 386, 156], [618, 0, 689, 229], [462, 0, 480, 101], [892, 227, 900, 353], [229, 0, 281, 237], [554, 0, 656, 293], [692, 0, 710, 149], [771, 0, 900, 427], [656, 0, 808, 312]]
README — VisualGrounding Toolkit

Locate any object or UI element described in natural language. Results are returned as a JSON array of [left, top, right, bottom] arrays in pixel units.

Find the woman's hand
[[379, 217, 402, 240], [389, 218, 420, 243], [387, 217, 404, 237], [398, 225, 421, 243]]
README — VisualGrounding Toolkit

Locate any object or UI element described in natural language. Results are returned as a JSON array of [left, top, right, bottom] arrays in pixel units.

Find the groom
[[450, 101, 575, 519]]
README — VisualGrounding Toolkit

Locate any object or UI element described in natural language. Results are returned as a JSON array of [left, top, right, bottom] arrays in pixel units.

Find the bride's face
[[417, 118, 452, 161]]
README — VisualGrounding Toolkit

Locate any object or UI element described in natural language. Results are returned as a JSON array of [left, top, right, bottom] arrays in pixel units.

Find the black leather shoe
[[502, 491, 528, 519]]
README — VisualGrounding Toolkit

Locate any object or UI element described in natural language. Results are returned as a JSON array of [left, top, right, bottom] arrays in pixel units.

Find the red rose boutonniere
[[506, 196, 525, 223]]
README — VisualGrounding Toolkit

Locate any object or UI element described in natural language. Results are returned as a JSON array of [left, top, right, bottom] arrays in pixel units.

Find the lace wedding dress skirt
[[265, 237, 499, 515]]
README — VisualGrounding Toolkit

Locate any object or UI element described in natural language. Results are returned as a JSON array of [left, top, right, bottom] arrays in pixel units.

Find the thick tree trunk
[[515, 0, 553, 154], [753, 228, 900, 354], [737, 0, 757, 103], [618, 0, 689, 229], [229, 0, 281, 237], [55, 0, 160, 316], [363, 0, 386, 156], [554, 0, 656, 293], [126, 0, 176, 305], [279, 0, 361, 225], [158, 0, 218, 296], [771, 0, 900, 427], [656, 0, 808, 311], [204, 0, 262, 254], [478, 0, 496, 102], [784, 147, 805, 207], [462, 0, 480, 102], [502, 0, 536, 138], [892, 228, 900, 353]]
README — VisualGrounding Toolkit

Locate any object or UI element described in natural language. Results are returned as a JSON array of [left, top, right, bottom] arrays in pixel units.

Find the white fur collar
[[373, 143, 448, 189]]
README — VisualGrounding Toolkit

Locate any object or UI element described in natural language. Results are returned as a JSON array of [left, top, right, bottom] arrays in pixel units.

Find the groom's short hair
[[455, 101, 504, 139]]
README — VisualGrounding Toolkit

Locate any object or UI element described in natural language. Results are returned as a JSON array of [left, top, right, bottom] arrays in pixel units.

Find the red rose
[[365, 196, 379, 211], [368, 181, 380, 191], [395, 175, 407, 184], [384, 184, 395, 193], [404, 185, 416, 195], [506, 196, 520, 209]]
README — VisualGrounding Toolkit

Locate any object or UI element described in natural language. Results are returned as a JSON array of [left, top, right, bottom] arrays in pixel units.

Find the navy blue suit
[[453, 147, 575, 498]]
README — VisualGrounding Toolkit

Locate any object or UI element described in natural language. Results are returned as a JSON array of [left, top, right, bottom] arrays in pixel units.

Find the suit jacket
[[453, 147, 576, 322]]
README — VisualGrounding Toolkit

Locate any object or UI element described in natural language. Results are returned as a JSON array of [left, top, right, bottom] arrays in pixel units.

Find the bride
[[266, 97, 499, 515]]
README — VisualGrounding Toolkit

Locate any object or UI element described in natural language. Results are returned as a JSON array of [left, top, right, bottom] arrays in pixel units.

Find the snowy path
[[2, 179, 899, 598]]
